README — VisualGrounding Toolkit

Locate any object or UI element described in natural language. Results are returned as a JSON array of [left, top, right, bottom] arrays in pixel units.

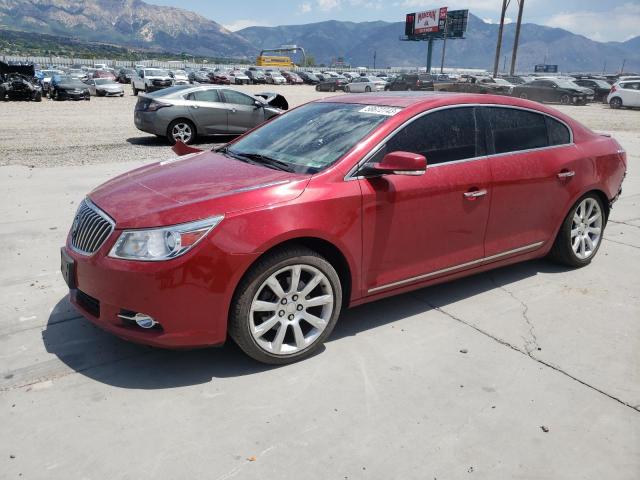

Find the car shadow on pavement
[[126, 135, 236, 147], [42, 259, 567, 390]]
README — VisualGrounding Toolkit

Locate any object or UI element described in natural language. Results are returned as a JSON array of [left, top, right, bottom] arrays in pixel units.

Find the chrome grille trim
[[70, 198, 115, 256]]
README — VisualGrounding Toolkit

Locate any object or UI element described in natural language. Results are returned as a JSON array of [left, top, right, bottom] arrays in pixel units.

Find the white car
[[85, 78, 124, 97], [170, 70, 190, 85], [265, 70, 286, 85], [608, 80, 640, 108], [345, 76, 387, 93], [228, 70, 251, 85]]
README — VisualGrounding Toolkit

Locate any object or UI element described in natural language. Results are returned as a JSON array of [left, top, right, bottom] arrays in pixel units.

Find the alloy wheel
[[571, 198, 603, 260], [171, 123, 193, 143], [560, 94, 570, 104], [249, 264, 334, 356]]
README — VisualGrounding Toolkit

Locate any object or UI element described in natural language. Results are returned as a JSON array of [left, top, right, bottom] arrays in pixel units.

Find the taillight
[[417, 80, 422, 86], [147, 100, 169, 112], [610, 85, 617, 93]]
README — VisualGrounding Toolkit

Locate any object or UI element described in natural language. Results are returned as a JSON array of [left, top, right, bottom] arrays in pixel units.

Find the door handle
[[464, 189, 488, 199], [230, 108, 237, 113], [191, 105, 199, 109], [557, 170, 575, 178]]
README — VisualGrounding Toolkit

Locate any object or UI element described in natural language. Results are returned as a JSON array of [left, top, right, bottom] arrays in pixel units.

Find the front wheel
[[365, 86, 371, 92], [560, 94, 571, 105], [229, 247, 342, 364], [519, 92, 528, 99], [315, 85, 320, 91], [609, 97, 622, 109], [549, 194, 606, 268], [133, 87, 138, 96]]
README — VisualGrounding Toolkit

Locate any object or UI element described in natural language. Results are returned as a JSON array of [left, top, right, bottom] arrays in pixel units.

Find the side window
[[380, 107, 481, 165], [221, 90, 255, 106], [193, 89, 221, 103], [485, 107, 548, 154], [545, 116, 571, 146]]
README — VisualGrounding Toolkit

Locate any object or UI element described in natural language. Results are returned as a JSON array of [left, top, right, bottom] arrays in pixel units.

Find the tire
[[609, 97, 622, 109], [52, 89, 59, 101], [549, 193, 606, 268], [560, 94, 571, 105], [167, 119, 196, 145], [228, 246, 342, 364], [519, 92, 528, 99], [330, 85, 336, 92], [33, 91, 42, 102], [315, 85, 320, 91], [133, 87, 138, 96], [345, 86, 350, 93], [365, 86, 371, 92]]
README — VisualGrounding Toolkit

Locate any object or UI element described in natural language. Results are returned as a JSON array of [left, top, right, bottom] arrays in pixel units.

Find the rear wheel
[[229, 247, 342, 364], [519, 92, 528, 99], [549, 194, 606, 268], [167, 119, 196, 145], [365, 86, 372, 92], [609, 97, 622, 109], [560, 94, 571, 105], [315, 85, 321, 91], [345, 86, 350, 93], [33, 91, 42, 102]]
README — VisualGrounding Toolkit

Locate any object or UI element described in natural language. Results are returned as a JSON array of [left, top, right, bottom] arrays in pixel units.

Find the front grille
[[77, 290, 100, 318], [152, 79, 170, 86], [70, 199, 114, 255]]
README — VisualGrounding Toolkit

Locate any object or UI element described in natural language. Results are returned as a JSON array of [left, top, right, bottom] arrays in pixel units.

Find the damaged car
[[0, 61, 43, 102], [133, 85, 288, 144]]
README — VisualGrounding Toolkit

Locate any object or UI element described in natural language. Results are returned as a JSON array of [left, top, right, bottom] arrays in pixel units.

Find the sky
[[147, 0, 640, 42]]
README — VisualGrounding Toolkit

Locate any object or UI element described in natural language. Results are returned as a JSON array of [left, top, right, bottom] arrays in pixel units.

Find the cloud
[[317, 0, 340, 11], [223, 19, 272, 31], [545, 3, 640, 42], [299, 2, 312, 13]]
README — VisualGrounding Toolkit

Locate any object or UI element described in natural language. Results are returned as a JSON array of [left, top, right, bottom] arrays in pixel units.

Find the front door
[[221, 89, 265, 134], [359, 106, 492, 294]]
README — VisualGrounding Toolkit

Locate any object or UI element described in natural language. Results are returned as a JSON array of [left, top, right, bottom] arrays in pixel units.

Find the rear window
[[484, 107, 548, 154], [545, 117, 571, 146]]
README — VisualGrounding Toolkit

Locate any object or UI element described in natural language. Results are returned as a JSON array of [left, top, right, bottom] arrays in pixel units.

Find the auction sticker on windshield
[[359, 105, 402, 116]]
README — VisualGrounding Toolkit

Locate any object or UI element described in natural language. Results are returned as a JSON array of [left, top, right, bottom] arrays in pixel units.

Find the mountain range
[[1, 0, 638, 72]]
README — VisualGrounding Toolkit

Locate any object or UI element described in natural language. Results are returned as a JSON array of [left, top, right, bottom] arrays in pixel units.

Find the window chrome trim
[[367, 241, 545, 294], [345, 103, 575, 181]]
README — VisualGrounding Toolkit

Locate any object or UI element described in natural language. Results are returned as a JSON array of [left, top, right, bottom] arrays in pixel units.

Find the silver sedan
[[133, 85, 288, 144], [345, 76, 387, 93], [86, 78, 124, 97]]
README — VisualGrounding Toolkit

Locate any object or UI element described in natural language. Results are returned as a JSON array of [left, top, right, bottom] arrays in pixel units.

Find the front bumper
[[58, 89, 90, 100], [62, 232, 257, 348]]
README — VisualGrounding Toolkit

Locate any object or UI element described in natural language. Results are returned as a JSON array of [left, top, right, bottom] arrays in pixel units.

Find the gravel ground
[[1, 84, 638, 168]]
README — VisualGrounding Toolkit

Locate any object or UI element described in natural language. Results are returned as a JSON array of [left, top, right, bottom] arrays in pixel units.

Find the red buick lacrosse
[[61, 92, 626, 364]]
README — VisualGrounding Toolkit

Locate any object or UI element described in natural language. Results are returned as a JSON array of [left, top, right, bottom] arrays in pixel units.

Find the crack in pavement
[[414, 295, 640, 413], [609, 219, 640, 229], [604, 237, 640, 250], [490, 276, 540, 355]]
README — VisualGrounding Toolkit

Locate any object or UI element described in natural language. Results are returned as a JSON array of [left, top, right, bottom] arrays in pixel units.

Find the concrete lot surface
[[1, 86, 639, 479]]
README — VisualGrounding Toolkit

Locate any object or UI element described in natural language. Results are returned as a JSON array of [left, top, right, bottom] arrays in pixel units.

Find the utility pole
[[373, 50, 376, 70], [602, 60, 606, 74], [620, 59, 626, 74], [510, 0, 525, 75], [503, 55, 507, 73], [426, 38, 434, 73], [440, 16, 449, 74], [492, 0, 510, 77]]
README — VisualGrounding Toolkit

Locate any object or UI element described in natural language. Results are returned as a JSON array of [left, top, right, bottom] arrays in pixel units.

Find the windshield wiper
[[230, 151, 295, 172]]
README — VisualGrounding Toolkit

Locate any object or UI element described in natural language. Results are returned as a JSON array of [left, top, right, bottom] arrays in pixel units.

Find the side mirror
[[253, 100, 263, 109], [360, 151, 427, 177]]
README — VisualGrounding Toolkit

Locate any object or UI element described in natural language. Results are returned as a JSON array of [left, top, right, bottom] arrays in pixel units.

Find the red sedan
[[61, 93, 626, 364]]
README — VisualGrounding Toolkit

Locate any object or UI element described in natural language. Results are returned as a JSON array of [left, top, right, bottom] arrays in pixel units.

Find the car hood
[[98, 84, 122, 89], [89, 150, 310, 228], [58, 82, 87, 89]]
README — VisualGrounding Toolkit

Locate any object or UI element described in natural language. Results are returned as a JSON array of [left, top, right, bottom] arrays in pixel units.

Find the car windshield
[[493, 78, 512, 85], [591, 79, 611, 88], [555, 80, 581, 89], [95, 79, 113, 85], [145, 69, 169, 76], [225, 102, 396, 174], [174, 70, 187, 75]]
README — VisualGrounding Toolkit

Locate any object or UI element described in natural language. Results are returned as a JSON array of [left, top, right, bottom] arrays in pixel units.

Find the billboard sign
[[534, 64, 558, 73], [414, 7, 448, 35]]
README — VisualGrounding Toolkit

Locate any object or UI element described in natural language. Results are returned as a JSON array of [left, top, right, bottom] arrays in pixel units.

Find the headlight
[[108, 215, 223, 261]]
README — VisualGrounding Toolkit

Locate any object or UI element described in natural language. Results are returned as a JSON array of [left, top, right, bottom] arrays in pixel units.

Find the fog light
[[118, 312, 159, 329]]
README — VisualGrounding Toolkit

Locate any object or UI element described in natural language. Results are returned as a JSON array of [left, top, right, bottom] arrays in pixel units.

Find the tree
[[304, 54, 316, 67]]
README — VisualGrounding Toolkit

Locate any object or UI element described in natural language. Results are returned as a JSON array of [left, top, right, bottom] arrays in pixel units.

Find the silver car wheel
[[171, 123, 192, 143], [571, 198, 603, 260], [249, 264, 334, 356]]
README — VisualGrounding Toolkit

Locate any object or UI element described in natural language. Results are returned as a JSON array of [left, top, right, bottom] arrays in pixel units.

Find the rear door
[[481, 106, 579, 256], [621, 82, 640, 106], [359, 106, 492, 294], [186, 89, 228, 134], [220, 89, 264, 133]]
